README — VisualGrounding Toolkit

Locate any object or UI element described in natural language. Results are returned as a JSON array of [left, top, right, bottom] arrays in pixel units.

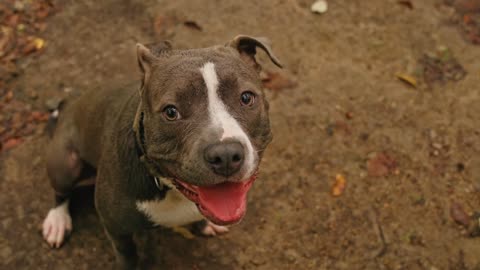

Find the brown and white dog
[[41, 35, 282, 269]]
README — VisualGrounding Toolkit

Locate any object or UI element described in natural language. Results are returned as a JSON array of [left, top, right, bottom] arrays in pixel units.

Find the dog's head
[[135, 35, 281, 225]]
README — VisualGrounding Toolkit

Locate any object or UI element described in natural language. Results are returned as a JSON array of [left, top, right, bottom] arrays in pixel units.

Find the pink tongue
[[197, 181, 251, 224]]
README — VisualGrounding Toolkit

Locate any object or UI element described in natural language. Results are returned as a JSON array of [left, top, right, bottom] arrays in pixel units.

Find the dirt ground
[[1, 0, 480, 269]]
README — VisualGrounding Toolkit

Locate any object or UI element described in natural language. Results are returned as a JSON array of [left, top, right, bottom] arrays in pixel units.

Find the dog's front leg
[[95, 174, 139, 269], [104, 228, 138, 270]]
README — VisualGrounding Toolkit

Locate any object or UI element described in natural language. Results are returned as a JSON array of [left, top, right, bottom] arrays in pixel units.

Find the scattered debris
[[345, 111, 354, 120], [152, 14, 178, 36], [311, 0, 328, 14], [395, 72, 417, 88], [261, 71, 297, 91], [456, 162, 465, 172], [397, 0, 414, 10], [419, 47, 467, 87], [0, 0, 56, 153], [450, 201, 471, 227], [1, 137, 23, 152], [369, 208, 388, 258], [446, 0, 480, 44], [408, 231, 425, 246], [449, 250, 468, 270], [331, 174, 346, 197], [367, 152, 398, 177], [467, 212, 480, 237], [0, 0, 55, 81], [325, 120, 352, 136], [183, 21, 202, 31], [453, 0, 480, 14]]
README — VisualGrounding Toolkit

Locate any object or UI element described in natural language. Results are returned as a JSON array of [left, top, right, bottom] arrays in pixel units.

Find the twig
[[369, 207, 388, 258]]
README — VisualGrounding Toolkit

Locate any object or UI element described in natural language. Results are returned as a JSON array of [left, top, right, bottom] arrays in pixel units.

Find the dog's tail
[[45, 99, 66, 138]]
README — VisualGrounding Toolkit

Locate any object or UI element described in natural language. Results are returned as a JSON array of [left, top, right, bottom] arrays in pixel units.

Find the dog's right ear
[[136, 41, 172, 92], [137, 43, 156, 92]]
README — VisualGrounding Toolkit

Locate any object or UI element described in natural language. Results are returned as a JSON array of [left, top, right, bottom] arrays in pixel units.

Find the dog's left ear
[[227, 35, 283, 72]]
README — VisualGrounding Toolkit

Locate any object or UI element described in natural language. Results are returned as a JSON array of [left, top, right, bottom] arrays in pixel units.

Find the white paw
[[42, 202, 72, 248], [201, 221, 229, 236]]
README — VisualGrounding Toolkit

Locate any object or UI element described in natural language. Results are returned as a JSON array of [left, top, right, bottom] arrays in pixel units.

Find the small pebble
[[311, 0, 328, 14]]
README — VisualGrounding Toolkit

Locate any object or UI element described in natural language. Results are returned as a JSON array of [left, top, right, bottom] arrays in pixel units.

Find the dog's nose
[[204, 142, 245, 177]]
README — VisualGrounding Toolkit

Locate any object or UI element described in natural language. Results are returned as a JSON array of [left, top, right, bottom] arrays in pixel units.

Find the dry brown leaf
[[5, 14, 20, 27], [367, 152, 398, 177], [30, 111, 49, 122], [331, 174, 346, 197], [152, 15, 178, 35], [454, 0, 480, 14], [183, 21, 203, 31], [5, 90, 13, 102], [397, 0, 414, 9], [450, 202, 471, 227], [262, 71, 297, 91], [2, 137, 23, 151], [395, 73, 417, 88]]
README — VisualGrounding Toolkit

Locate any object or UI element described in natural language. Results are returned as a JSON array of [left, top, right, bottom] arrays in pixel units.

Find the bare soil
[[1, 0, 480, 269]]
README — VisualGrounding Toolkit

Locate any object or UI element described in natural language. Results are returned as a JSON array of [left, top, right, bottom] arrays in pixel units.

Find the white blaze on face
[[199, 62, 256, 177]]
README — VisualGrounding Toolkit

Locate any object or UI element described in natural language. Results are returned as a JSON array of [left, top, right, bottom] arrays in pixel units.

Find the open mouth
[[172, 172, 258, 225]]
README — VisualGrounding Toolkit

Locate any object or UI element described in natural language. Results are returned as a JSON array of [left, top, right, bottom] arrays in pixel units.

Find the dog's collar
[[153, 177, 162, 190], [133, 110, 169, 193], [134, 111, 147, 157]]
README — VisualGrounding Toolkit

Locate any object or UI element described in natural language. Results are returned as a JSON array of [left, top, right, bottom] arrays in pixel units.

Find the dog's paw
[[201, 221, 229, 236], [42, 203, 72, 248]]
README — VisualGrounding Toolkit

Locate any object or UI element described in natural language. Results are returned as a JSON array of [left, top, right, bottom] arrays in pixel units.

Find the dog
[[41, 35, 282, 269]]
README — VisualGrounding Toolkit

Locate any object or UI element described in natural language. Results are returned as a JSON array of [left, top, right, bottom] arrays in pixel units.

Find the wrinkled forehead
[[148, 49, 258, 93]]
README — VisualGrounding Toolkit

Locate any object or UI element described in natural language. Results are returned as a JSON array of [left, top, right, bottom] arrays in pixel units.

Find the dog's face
[[136, 36, 281, 225]]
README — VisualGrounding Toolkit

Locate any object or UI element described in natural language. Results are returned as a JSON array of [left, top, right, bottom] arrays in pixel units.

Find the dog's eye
[[240, 91, 255, 106], [163, 105, 179, 121]]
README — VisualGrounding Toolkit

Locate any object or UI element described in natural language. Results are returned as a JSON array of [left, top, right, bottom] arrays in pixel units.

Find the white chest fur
[[136, 189, 204, 227]]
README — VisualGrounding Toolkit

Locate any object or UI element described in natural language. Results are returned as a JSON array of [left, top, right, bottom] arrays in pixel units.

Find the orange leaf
[[262, 71, 297, 91], [2, 138, 23, 151], [332, 174, 346, 197], [367, 152, 398, 177], [31, 111, 50, 122]]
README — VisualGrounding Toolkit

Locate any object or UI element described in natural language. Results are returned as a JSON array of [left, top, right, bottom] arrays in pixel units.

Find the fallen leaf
[[450, 202, 471, 227], [22, 41, 37, 55], [419, 51, 467, 86], [5, 14, 20, 27], [395, 73, 417, 88], [454, 0, 480, 14], [262, 71, 297, 91], [331, 174, 346, 197], [397, 0, 414, 9], [183, 21, 202, 31], [0, 26, 14, 57], [464, 14, 473, 24], [367, 152, 398, 177], [467, 212, 480, 237], [2, 137, 23, 151], [311, 0, 328, 14], [152, 14, 178, 35], [5, 90, 13, 102], [36, 9, 50, 19], [33, 37, 45, 50], [30, 111, 49, 122]]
